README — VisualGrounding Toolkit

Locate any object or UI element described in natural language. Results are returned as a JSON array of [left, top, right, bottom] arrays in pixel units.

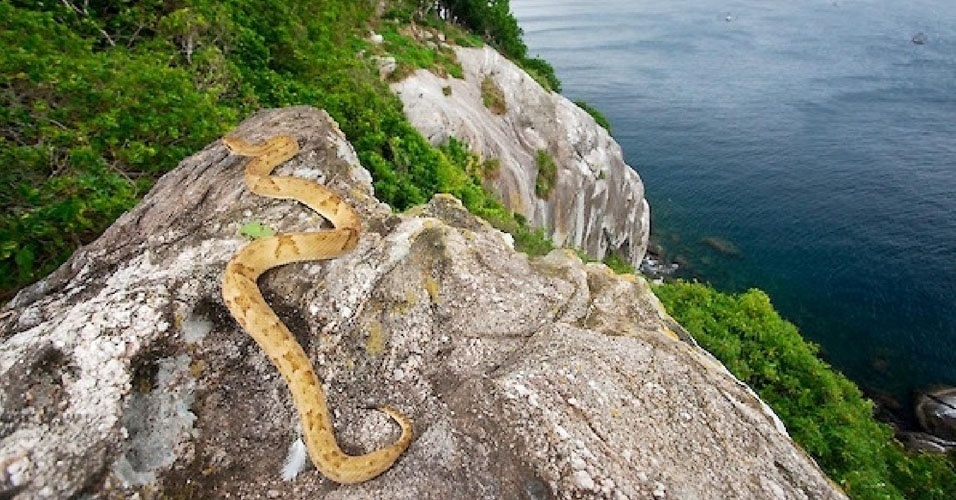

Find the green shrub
[[520, 57, 561, 93], [0, 2, 236, 297], [654, 281, 956, 499], [602, 254, 634, 274], [574, 100, 611, 133], [534, 149, 557, 198], [7, 9, 953, 500], [480, 76, 507, 115], [377, 23, 462, 80], [434, 0, 561, 91]]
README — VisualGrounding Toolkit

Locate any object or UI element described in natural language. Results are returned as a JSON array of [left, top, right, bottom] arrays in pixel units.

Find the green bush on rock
[[654, 281, 956, 499], [534, 149, 557, 198], [0, 0, 553, 299], [574, 100, 611, 133], [4, 2, 954, 497]]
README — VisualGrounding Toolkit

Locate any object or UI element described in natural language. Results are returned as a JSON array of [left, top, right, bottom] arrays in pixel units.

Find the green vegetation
[[654, 281, 956, 499], [480, 76, 507, 115], [0, 0, 553, 300], [574, 100, 612, 133], [534, 149, 558, 198], [438, 137, 499, 181], [602, 253, 634, 274], [376, 23, 463, 80], [435, 137, 550, 256], [4, 2, 954, 496], [425, 0, 560, 91], [1, 1, 237, 295]]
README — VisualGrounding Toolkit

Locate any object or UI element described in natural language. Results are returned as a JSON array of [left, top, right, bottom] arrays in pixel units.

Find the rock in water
[[916, 386, 956, 442], [0, 107, 844, 498]]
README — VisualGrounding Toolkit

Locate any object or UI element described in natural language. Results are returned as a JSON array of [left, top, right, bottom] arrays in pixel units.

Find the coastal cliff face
[[0, 108, 843, 499], [391, 46, 650, 268]]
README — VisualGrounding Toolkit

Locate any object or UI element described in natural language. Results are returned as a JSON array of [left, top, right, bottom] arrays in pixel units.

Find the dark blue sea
[[513, 0, 956, 410]]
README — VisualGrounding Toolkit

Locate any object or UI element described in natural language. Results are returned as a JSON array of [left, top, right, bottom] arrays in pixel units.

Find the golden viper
[[220, 134, 412, 484]]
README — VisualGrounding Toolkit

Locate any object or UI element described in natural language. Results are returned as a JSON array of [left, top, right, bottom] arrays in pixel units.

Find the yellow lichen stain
[[189, 359, 206, 378], [389, 291, 416, 314], [611, 408, 621, 418], [365, 320, 386, 356], [618, 272, 638, 283], [424, 276, 441, 303], [662, 327, 680, 341]]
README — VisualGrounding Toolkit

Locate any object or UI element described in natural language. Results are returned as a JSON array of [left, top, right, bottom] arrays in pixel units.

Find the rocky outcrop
[[392, 46, 650, 268], [0, 107, 842, 499], [906, 387, 956, 453]]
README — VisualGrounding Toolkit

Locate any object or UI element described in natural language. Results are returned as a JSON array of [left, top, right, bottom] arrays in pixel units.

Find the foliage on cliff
[[393, 0, 561, 91], [0, 0, 556, 300], [655, 281, 956, 500], [3, 0, 950, 496]]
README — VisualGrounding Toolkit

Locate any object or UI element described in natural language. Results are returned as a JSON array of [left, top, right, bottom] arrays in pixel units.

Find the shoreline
[[642, 235, 955, 453]]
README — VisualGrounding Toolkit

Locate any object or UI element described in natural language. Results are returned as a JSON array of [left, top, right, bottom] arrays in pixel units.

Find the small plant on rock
[[480, 76, 507, 115], [534, 149, 557, 198]]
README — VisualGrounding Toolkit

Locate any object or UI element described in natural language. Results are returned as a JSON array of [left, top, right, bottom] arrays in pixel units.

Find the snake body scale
[[220, 134, 412, 484]]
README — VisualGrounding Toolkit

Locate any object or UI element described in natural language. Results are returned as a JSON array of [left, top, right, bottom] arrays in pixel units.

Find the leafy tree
[[433, 0, 561, 91]]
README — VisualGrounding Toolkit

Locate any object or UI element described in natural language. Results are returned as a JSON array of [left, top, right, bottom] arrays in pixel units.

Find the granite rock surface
[[392, 46, 650, 268], [0, 107, 842, 499]]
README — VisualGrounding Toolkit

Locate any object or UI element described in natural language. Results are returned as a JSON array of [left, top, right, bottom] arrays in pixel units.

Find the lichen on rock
[[0, 107, 842, 499]]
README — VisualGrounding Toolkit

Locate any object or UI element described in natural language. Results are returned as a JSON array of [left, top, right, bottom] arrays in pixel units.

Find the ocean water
[[512, 0, 956, 408]]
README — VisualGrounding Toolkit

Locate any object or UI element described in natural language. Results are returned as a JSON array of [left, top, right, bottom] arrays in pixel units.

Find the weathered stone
[[915, 386, 956, 443], [0, 107, 842, 499], [900, 431, 956, 454], [392, 46, 650, 269]]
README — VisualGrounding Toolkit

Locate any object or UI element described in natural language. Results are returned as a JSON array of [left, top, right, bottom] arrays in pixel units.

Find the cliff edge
[[392, 45, 650, 268], [0, 108, 842, 499]]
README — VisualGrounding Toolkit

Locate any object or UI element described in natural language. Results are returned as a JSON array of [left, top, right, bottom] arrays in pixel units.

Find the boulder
[[915, 386, 956, 443], [0, 107, 843, 499]]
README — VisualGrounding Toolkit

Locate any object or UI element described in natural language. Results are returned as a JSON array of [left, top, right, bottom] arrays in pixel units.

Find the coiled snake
[[220, 134, 412, 483]]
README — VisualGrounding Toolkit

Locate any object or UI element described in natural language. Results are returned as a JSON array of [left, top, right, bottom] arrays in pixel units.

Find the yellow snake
[[220, 134, 412, 484]]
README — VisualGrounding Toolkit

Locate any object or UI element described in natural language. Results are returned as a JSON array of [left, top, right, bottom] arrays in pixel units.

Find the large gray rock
[[392, 46, 650, 269], [0, 107, 842, 499]]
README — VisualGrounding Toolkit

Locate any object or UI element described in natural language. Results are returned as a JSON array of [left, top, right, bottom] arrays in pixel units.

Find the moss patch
[[365, 320, 386, 356], [424, 276, 441, 303], [534, 149, 557, 198], [481, 76, 507, 115]]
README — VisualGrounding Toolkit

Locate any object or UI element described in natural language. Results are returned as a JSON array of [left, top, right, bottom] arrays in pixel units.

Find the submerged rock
[[0, 107, 843, 499], [701, 236, 741, 257]]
